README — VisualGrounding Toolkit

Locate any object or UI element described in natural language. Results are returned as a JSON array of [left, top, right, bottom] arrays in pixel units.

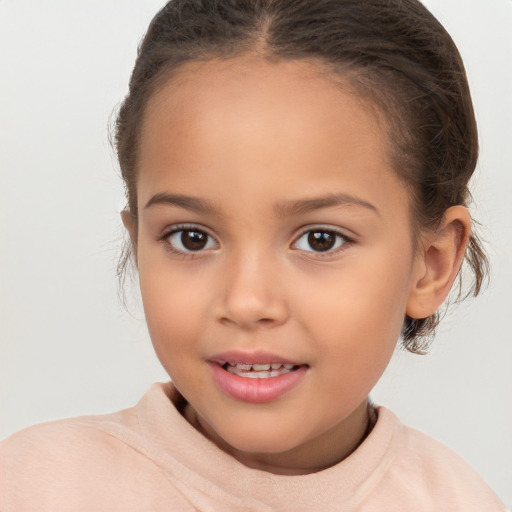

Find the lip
[[207, 350, 309, 403], [209, 349, 303, 366]]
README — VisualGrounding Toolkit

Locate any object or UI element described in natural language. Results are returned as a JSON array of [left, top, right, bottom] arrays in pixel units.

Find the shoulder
[[0, 409, 138, 468], [370, 407, 506, 511], [0, 404, 192, 511], [398, 420, 494, 491]]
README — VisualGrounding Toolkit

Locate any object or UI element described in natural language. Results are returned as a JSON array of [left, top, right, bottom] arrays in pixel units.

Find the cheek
[[137, 252, 210, 359], [298, 253, 411, 382], [300, 252, 410, 334], [139, 277, 211, 392]]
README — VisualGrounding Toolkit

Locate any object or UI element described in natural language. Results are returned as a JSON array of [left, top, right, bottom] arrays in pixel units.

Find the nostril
[[215, 291, 289, 329], [218, 307, 288, 327]]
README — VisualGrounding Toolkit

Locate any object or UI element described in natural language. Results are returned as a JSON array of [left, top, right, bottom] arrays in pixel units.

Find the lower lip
[[209, 363, 308, 403]]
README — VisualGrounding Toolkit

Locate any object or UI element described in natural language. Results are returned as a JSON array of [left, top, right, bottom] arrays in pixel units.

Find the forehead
[[141, 57, 386, 152], [137, 56, 406, 218]]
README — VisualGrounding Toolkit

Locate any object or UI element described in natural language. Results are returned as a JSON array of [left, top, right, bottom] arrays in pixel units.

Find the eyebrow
[[144, 193, 221, 214], [144, 192, 380, 217], [274, 193, 380, 217]]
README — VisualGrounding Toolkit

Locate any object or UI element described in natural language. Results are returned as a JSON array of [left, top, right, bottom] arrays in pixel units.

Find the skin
[[123, 56, 470, 475]]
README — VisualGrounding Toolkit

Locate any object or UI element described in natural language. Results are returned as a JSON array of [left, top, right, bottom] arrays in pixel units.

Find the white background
[[0, 0, 511, 506]]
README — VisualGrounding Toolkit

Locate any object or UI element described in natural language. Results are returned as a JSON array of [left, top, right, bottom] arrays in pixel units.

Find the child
[[0, 0, 507, 510]]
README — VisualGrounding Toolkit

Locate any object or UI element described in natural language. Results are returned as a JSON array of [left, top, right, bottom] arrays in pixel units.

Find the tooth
[[283, 364, 294, 370], [249, 371, 272, 378], [236, 364, 252, 370], [252, 363, 271, 371], [226, 365, 296, 378], [227, 367, 250, 377], [271, 363, 282, 370]]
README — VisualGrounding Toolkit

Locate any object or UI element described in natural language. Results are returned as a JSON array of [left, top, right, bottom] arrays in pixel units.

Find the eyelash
[[159, 224, 353, 258], [293, 227, 353, 257], [160, 224, 218, 258]]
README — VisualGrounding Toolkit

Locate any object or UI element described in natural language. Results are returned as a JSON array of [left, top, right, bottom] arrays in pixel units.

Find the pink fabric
[[0, 382, 505, 511]]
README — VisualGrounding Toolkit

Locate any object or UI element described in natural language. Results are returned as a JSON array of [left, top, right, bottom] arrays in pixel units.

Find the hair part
[[114, 0, 489, 353]]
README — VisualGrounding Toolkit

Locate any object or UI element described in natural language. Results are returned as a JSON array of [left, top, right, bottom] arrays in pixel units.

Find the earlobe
[[406, 206, 471, 319], [121, 209, 138, 256]]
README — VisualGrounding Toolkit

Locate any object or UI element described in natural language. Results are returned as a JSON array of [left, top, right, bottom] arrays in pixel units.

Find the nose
[[216, 252, 289, 330]]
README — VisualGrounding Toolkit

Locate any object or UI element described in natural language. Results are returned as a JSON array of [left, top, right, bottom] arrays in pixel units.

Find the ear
[[406, 206, 471, 320], [121, 209, 138, 262]]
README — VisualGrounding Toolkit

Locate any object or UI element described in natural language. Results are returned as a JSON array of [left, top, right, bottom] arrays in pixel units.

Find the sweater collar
[[134, 381, 401, 510]]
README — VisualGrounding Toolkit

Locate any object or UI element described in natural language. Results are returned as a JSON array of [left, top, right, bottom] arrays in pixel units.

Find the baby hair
[[114, 0, 489, 353]]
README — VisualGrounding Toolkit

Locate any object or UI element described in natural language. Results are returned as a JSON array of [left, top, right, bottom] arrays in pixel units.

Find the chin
[[233, 436, 296, 455], [216, 420, 307, 455]]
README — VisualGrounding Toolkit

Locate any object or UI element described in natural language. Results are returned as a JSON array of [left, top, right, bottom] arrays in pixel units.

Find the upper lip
[[209, 349, 304, 366]]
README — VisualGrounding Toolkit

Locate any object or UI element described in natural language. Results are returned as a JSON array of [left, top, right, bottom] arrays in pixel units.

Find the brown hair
[[114, 0, 489, 353]]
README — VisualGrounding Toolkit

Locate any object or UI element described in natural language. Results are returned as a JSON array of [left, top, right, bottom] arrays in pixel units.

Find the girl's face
[[130, 57, 425, 472]]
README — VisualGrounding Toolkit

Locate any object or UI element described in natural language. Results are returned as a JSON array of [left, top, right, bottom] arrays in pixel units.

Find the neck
[[184, 399, 377, 476]]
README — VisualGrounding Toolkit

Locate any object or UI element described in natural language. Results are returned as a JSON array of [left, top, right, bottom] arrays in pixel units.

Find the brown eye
[[308, 231, 336, 251], [167, 228, 218, 253], [181, 230, 208, 250], [294, 229, 347, 253]]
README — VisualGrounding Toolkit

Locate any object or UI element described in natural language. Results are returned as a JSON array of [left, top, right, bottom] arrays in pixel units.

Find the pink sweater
[[0, 382, 505, 511]]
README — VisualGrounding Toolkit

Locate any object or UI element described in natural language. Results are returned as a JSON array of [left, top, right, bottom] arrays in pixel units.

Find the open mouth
[[210, 358, 309, 402], [221, 362, 303, 379]]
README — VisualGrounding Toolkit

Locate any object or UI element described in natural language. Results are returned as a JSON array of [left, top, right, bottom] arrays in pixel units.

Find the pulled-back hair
[[114, 0, 489, 353]]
